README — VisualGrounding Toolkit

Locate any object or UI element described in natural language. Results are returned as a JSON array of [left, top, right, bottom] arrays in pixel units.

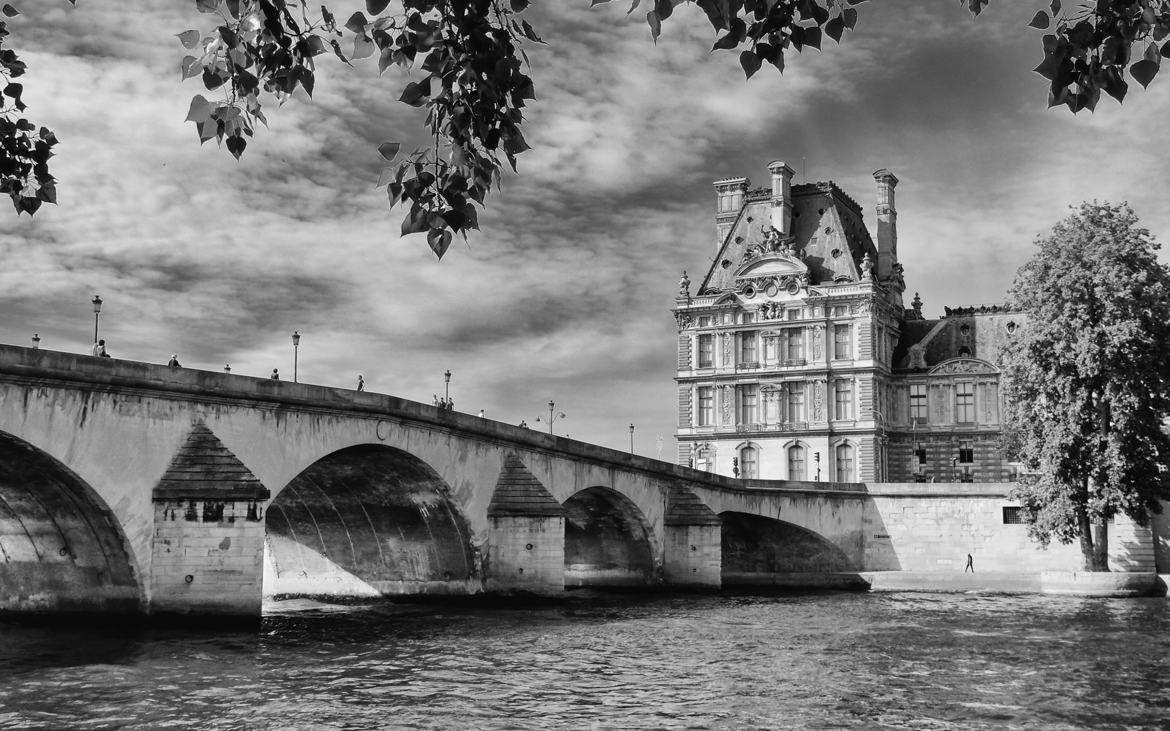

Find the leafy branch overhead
[[4, 1, 1170, 247]]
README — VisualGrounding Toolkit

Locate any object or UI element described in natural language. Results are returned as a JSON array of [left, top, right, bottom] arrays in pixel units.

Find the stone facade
[[674, 161, 1020, 483]]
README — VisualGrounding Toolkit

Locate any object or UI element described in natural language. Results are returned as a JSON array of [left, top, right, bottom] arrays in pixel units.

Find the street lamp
[[537, 400, 566, 434], [629, 423, 635, 453], [91, 295, 102, 343], [444, 369, 451, 405], [31, 333, 39, 349], [291, 330, 300, 383]]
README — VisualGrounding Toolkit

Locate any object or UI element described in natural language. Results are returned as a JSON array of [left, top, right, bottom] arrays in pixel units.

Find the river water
[[2, 591, 1169, 730]]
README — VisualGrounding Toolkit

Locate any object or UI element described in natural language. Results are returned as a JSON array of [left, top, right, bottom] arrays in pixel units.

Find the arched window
[[836, 443, 854, 482], [740, 445, 758, 479], [787, 444, 805, 481]]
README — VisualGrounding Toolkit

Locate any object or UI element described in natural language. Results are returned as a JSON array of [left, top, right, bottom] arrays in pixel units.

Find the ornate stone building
[[673, 161, 1019, 483]]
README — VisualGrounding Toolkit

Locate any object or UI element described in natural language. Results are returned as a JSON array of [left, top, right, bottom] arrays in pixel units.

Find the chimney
[[767, 161, 795, 236], [713, 177, 749, 248], [873, 169, 898, 280]]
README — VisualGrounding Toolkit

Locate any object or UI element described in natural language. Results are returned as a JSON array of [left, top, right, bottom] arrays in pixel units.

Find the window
[[833, 324, 852, 359], [836, 443, 854, 482], [958, 442, 974, 464], [960, 471, 975, 483], [788, 445, 806, 480], [833, 305, 847, 317], [914, 445, 927, 465], [834, 379, 853, 420], [697, 387, 714, 426], [955, 382, 975, 423], [742, 312, 755, 324], [787, 309, 801, 321], [787, 385, 805, 423], [740, 445, 758, 479], [740, 331, 758, 365], [785, 329, 805, 361], [1002, 506, 1025, 524], [740, 384, 759, 424], [698, 316, 711, 327], [698, 334, 714, 368], [909, 384, 928, 422]]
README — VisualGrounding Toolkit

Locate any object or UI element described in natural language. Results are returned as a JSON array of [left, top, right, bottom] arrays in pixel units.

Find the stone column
[[485, 454, 565, 596], [150, 422, 270, 620], [663, 487, 721, 588], [873, 168, 899, 281]]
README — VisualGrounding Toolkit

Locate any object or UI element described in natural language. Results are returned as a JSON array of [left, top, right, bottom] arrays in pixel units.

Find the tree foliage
[[0, 2, 62, 215], [1001, 202, 1170, 570], [6, 1, 1170, 251]]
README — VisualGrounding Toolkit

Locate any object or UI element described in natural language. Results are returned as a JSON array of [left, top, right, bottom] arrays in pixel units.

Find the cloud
[[1, 0, 1169, 454]]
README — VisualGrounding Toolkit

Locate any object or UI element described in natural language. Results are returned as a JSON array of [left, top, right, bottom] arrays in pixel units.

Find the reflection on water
[[2, 592, 1169, 730]]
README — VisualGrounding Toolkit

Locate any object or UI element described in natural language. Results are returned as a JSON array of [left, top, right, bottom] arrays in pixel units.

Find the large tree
[[1001, 202, 1170, 571], [5, 0, 1170, 251]]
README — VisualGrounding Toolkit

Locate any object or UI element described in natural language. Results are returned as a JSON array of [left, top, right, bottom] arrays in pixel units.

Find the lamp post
[[291, 330, 300, 383], [31, 333, 39, 349], [538, 400, 566, 434], [629, 423, 635, 453], [91, 295, 102, 343], [444, 369, 451, 405]]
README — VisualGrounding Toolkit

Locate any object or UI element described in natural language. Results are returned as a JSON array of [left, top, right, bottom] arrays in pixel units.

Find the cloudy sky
[[3, 0, 1169, 455]]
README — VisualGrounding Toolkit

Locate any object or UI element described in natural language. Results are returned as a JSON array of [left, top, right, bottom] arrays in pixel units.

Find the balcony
[[735, 361, 761, 370], [735, 421, 809, 433]]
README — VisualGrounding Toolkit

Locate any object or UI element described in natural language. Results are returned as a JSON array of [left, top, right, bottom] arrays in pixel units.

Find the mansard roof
[[699, 181, 878, 294], [893, 305, 1022, 372]]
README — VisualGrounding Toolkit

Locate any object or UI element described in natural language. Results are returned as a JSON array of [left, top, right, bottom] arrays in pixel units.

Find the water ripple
[[1, 593, 1169, 729]]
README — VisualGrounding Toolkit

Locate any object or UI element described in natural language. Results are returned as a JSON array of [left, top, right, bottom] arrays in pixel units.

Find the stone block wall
[[862, 483, 1155, 573], [150, 499, 265, 616], [486, 515, 564, 595], [663, 523, 720, 587]]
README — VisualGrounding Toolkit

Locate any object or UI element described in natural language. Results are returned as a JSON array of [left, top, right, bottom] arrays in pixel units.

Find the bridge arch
[[264, 443, 477, 599], [0, 430, 140, 615], [719, 510, 855, 584], [562, 486, 655, 588]]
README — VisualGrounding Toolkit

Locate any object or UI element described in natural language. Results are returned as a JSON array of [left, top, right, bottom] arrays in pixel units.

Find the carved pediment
[[928, 358, 998, 375]]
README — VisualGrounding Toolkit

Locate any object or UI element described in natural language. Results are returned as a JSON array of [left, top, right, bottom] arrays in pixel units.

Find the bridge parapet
[[0, 344, 866, 496]]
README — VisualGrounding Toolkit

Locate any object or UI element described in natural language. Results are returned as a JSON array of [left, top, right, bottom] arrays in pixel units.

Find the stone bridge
[[0, 346, 873, 620]]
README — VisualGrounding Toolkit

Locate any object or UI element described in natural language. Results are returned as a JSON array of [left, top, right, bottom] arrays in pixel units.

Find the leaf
[[225, 134, 246, 160], [825, 16, 845, 43], [427, 228, 453, 259], [2, 4, 19, 17], [345, 11, 368, 33], [401, 205, 429, 235], [196, 0, 219, 13], [1049, 0, 1060, 16], [1130, 58, 1159, 88], [352, 34, 375, 60], [511, 0, 530, 9], [739, 49, 762, 79], [366, 0, 391, 14], [378, 141, 401, 161], [185, 94, 213, 124], [647, 10, 661, 41], [177, 29, 201, 49], [1028, 11, 1050, 30], [398, 78, 430, 106]]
